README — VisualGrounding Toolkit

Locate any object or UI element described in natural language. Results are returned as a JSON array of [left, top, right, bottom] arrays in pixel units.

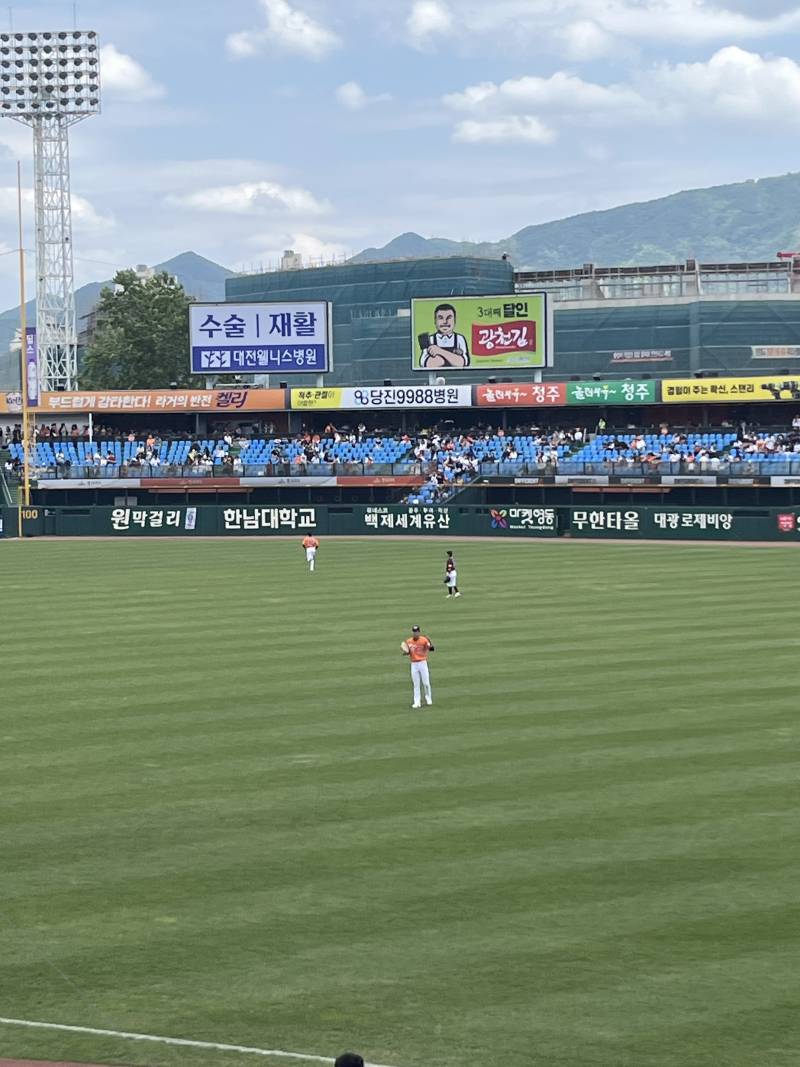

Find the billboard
[[189, 301, 331, 375], [290, 385, 472, 409], [25, 327, 39, 407], [410, 293, 551, 372], [40, 389, 286, 413], [662, 376, 800, 403]]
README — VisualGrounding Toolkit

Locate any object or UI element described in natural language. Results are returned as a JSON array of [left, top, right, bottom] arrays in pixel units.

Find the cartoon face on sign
[[418, 304, 470, 369]]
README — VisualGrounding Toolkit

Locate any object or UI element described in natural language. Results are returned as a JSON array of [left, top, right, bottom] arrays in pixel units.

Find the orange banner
[[36, 388, 286, 413]]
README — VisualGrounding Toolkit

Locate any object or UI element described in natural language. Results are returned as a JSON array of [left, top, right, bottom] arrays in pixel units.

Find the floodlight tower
[[0, 29, 100, 391]]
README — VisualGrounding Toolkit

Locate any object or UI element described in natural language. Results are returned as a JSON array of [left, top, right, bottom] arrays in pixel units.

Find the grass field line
[[0, 1018, 403, 1067]]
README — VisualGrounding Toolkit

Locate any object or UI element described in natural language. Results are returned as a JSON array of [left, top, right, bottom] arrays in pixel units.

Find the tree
[[80, 270, 194, 389]]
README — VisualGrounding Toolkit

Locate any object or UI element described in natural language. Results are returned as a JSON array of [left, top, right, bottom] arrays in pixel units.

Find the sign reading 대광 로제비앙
[[410, 293, 552, 371], [662, 376, 800, 403], [189, 301, 331, 375]]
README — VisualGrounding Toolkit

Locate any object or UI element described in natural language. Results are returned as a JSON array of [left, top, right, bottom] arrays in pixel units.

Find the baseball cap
[[411, 625, 420, 632]]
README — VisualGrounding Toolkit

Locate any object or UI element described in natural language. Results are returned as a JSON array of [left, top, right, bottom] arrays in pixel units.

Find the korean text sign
[[410, 293, 552, 372], [662, 376, 800, 403], [189, 301, 331, 375]]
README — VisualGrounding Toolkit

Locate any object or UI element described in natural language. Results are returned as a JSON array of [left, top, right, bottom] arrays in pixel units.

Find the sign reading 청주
[[411, 293, 552, 371], [567, 380, 657, 404], [189, 302, 331, 375]]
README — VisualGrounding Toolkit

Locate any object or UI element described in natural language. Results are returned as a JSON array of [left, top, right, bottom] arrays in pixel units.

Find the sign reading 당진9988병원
[[410, 292, 552, 372], [189, 301, 331, 375]]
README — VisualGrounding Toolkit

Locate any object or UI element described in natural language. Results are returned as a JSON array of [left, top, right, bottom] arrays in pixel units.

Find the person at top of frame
[[419, 303, 470, 369]]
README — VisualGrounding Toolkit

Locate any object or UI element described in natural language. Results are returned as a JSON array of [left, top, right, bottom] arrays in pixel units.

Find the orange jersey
[[407, 635, 432, 662], [302, 536, 319, 549]]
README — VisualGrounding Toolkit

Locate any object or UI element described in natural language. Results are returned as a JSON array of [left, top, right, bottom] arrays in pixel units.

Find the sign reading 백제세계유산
[[410, 293, 552, 372]]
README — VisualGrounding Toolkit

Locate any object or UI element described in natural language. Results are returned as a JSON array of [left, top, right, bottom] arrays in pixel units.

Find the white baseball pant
[[411, 660, 432, 705], [306, 547, 317, 570], [446, 570, 457, 588]]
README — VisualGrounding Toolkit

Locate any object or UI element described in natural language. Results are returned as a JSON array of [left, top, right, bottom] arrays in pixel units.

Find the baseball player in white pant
[[402, 625, 434, 708]]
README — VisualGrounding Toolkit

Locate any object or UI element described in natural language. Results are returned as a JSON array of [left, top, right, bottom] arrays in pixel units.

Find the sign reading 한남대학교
[[189, 301, 331, 375], [411, 293, 552, 372]]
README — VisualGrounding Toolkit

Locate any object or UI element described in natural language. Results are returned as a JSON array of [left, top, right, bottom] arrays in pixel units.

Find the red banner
[[472, 320, 536, 357], [476, 382, 567, 407]]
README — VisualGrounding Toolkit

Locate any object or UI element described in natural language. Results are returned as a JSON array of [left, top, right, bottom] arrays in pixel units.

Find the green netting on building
[[226, 258, 514, 386], [226, 258, 800, 384]]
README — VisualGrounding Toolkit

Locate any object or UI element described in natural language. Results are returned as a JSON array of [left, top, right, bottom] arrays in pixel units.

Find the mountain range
[[353, 171, 800, 269], [0, 251, 233, 390]]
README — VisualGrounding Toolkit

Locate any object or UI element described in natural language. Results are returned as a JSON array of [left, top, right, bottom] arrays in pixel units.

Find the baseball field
[[0, 538, 797, 1067]]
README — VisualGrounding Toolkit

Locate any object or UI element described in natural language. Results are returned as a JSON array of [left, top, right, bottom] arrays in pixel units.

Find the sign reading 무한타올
[[410, 293, 552, 372], [189, 302, 331, 375]]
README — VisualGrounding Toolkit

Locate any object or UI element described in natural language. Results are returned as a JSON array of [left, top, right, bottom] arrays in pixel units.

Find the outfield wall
[[3, 504, 800, 541]]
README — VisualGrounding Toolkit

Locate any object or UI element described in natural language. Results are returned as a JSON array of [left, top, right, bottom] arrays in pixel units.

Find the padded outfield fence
[[3, 504, 800, 540]]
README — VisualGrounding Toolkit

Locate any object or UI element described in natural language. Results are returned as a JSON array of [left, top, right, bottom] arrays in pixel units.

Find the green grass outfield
[[0, 538, 798, 1067]]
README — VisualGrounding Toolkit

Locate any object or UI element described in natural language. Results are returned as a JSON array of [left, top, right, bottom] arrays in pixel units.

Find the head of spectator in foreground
[[335, 1055, 365, 1067]]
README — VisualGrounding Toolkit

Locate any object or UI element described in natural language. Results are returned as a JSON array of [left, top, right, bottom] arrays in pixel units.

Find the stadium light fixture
[[0, 29, 100, 394]]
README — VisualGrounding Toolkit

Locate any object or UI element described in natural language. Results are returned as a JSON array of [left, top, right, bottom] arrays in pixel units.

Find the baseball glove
[[401, 641, 410, 654]]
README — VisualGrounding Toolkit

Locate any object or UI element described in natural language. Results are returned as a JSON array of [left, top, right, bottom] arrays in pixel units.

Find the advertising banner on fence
[[476, 383, 566, 407], [25, 327, 39, 408], [411, 293, 552, 372], [567, 380, 657, 405], [291, 385, 472, 409], [189, 301, 331, 375], [662, 376, 800, 403], [40, 388, 286, 413], [570, 507, 744, 539]]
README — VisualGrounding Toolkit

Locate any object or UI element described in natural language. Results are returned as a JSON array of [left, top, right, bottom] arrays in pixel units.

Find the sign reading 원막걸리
[[189, 302, 331, 375], [411, 293, 552, 371]]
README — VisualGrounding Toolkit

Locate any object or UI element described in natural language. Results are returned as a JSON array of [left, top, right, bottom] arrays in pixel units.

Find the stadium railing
[[22, 458, 800, 479]]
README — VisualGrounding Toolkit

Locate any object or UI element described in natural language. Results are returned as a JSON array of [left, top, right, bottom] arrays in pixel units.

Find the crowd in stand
[[4, 418, 800, 486]]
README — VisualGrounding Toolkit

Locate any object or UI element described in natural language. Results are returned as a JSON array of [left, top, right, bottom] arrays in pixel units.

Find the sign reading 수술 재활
[[189, 302, 331, 375], [410, 293, 552, 372]]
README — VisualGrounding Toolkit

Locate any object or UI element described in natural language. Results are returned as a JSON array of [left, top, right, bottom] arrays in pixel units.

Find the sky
[[1, 0, 800, 309]]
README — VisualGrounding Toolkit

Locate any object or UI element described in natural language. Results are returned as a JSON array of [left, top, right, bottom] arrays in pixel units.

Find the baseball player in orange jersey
[[302, 533, 319, 571], [402, 625, 434, 708]]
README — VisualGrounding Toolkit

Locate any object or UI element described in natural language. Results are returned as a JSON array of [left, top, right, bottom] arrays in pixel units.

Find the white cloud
[[0, 188, 113, 232], [453, 116, 556, 143], [168, 180, 330, 216], [227, 0, 341, 60], [558, 19, 617, 60], [651, 45, 800, 121], [443, 46, 800, 143], [445, 70, 649, 142], [335, 81, 392, 110], [407, 0, 453, 48], [100, 44, 165, 102], [336, 81, 368, 110], [396, 0, 800, 56]]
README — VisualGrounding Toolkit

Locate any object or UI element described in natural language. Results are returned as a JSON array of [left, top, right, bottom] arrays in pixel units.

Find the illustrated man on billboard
[[418, 303, 470, 369]]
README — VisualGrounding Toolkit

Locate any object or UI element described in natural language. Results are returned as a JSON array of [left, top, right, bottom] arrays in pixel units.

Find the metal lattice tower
[[0, 29, 100, 391]]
